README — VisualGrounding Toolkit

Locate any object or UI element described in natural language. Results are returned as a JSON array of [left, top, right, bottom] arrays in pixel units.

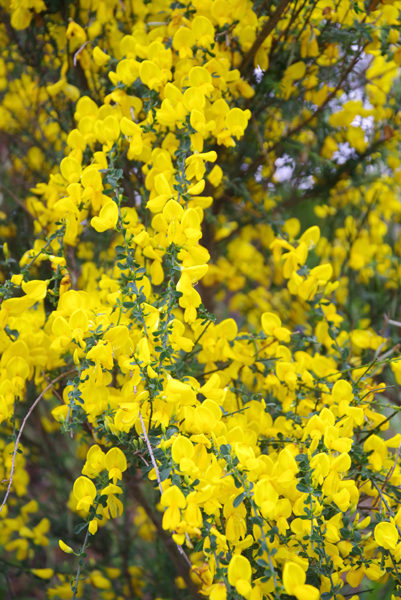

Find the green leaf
[[74, 522, 89, 534], [233, 492, 246, 508]]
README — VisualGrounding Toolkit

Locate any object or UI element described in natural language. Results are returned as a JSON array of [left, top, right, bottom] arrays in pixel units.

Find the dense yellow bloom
[[1, 0, 401, 597]]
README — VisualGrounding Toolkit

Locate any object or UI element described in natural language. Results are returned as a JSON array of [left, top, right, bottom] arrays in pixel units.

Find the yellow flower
[[59, 539, 74, 554], [91, 201, 119, 233], [21, 279, 47, 301], [93, 46, 111, 67], [73, 476, 97, 511], [31, 568, 54, 579], [283, 562, 320, 600], [261, 312, 291, 342], [105, 448, 127, 484], [227, 554, 252, 598], [161, 486, 186, 531], [375, 522, 399, 550]]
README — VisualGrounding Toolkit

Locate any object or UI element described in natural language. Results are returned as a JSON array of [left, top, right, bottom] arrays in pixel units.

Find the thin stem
[[182, 320, 212, 363], [72, 525, 90, 600], [359, 410, 398, 443], [371, 481, 401, 537]]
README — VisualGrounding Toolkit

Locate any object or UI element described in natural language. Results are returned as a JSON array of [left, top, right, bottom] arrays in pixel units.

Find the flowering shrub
[[1, 0, 401, 599]]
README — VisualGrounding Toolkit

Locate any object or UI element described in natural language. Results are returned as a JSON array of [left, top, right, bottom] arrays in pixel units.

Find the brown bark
[[129, 480, 201, 600]]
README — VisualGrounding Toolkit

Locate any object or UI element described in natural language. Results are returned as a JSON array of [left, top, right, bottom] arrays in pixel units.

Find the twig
[[245, 47, 364, 176], [42, 371, 63, 403], [359, 410, 399, 444], [342, 590, 375, 598], [375, 343, 400, 364], [182, 320, 212, 363], [133, 449, 149, 467], [72, 525, 90, 600], [0, 369, 76, 515], [372, 442, 401, 508], [387, 318, 401, 328], [73, 41, 90, 66], [138, 410, 203, 578], [371, 480, 401, 537], [138, 410, 163, 495], [354, 356, 379, 386], [254, 339, 276, 357]]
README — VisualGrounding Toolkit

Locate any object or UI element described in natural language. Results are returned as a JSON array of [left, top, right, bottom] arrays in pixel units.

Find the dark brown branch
[[240, 0, 291, 75], [245, 48, 364, 177], [0, 183, 35, 220]]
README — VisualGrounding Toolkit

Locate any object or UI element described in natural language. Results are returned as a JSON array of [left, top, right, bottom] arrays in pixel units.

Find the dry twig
[[138, 410, 163, 495], [372, 442, 401, 509], [138, 408, 204, 578], [73, 41, 90, 66], [0, 369, 76, 515], [0, 182, 35, 220]]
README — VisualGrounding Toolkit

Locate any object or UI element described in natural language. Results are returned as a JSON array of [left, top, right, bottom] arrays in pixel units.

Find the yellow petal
[[31, 568, 54, 579], [283, 561, 306, 595], [375, 522, 399, 550], [59, 539, 74, 554]]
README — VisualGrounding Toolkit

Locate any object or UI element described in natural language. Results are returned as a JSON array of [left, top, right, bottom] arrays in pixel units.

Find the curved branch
[[0, 369, 77, 514]]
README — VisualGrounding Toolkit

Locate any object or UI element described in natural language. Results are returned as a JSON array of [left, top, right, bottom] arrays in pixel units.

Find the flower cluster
[[1, 0, 401, 599]]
